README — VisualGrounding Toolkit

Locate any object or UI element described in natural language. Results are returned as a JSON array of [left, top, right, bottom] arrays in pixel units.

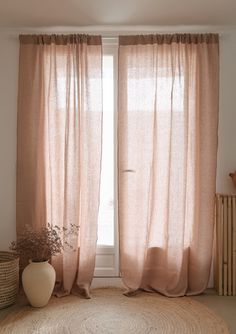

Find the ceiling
[[0, 0, 236, 27]]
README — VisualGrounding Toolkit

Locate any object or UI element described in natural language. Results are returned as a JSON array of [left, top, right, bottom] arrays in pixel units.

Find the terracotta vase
[[22, 260, 56, 307]]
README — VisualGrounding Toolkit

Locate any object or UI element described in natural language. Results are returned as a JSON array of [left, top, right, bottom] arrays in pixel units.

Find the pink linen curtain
[[118, 34, 219, 297], [17, 34, 102, 298]]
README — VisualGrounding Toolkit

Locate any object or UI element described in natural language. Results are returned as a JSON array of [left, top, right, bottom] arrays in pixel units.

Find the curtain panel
[[118, 34, 219, 297], [17, 34, 102, 298]]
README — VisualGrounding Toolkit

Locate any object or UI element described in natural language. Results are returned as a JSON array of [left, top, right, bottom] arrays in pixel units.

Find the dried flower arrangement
[[10, 224, 79, 263]]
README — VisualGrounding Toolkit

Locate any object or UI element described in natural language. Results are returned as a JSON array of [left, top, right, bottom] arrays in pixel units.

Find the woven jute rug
[[0, 288, 229, 334]]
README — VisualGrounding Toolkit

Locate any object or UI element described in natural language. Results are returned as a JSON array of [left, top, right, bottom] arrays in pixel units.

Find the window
[[97, 54, 114, 246], [94, 38, 119, 277]]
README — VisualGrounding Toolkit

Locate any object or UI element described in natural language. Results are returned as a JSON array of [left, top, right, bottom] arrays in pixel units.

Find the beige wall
[[0, 32, 18, 249], [0, 27, 236, 250], [217, 31, 236, 194]]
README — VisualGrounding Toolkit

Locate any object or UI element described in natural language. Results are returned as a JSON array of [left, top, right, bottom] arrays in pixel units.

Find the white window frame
[[94, 38, 119, 277]]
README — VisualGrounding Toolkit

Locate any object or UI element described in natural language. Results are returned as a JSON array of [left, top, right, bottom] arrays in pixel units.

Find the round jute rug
[[0, 288, 229, 334]]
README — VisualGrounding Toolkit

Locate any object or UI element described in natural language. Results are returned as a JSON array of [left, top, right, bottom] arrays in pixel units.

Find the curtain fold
[[17, 34, 102, 298], [118, 33, 219, 297]]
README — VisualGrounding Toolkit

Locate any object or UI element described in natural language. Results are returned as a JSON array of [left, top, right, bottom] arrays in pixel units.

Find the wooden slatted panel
[[215, 194, 236, 296], [227, 196, 232, 295], [223, 196, 228, 296], [233, 197, 236, 296], [216, 194, 223, 295]]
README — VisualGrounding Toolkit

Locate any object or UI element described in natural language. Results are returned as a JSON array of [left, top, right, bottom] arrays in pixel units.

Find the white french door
[[94, 38, 119, 277]]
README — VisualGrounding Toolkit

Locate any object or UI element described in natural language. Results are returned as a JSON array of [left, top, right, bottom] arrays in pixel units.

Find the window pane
[[97, 55, 114, 246]]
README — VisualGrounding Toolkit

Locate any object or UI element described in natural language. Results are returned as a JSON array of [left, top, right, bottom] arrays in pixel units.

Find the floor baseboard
[[91, 277, 124, 289]]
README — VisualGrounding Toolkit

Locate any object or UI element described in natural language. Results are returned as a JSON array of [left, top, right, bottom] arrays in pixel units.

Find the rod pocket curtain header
[[19, 34, 102, 45], [119, 33, 219, 45], [19, 33, 218, 46]]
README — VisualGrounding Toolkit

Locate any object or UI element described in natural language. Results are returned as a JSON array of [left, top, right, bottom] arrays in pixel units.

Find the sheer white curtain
[[118, 34, 219, 297]]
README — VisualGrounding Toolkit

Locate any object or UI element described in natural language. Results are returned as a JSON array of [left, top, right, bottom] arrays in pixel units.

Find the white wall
[[0, 27, 236, 250]]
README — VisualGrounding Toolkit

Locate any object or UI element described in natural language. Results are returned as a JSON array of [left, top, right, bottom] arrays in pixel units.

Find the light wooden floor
[[192, 289, 236, 334], [0, 289, 235, 333]]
